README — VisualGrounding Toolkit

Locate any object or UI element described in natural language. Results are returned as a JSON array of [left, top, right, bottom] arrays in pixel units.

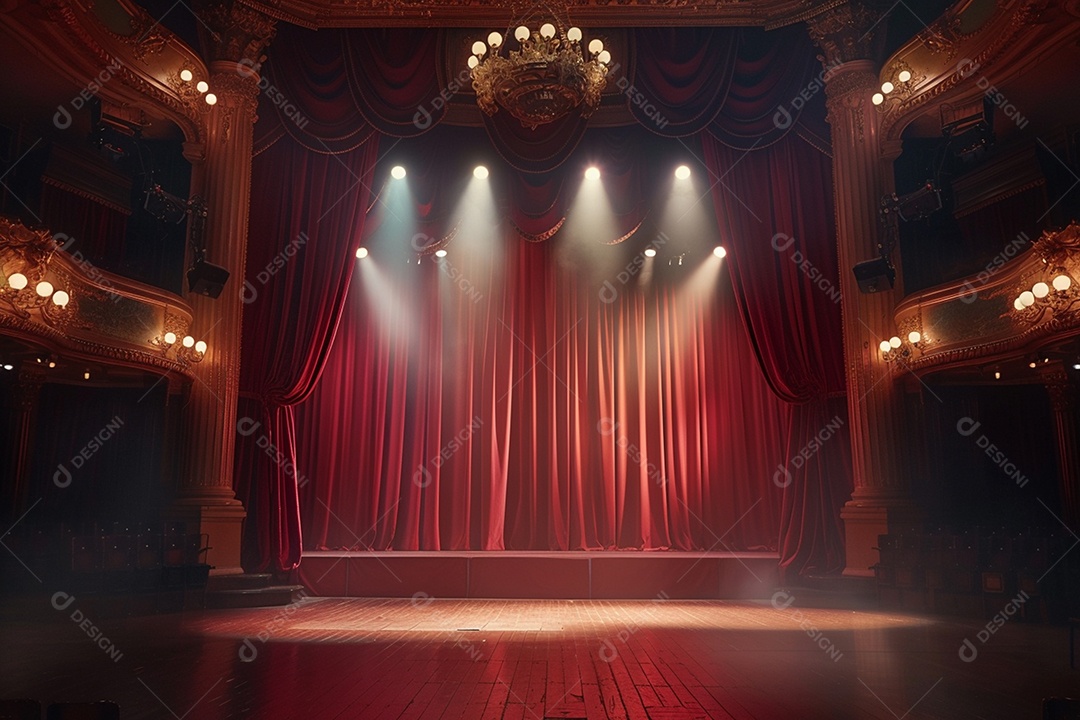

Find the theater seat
[[45, 702, 119, 720]]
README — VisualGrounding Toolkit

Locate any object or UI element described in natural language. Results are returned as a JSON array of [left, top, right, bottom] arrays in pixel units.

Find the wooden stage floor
[[1, 596, 1075, 719]]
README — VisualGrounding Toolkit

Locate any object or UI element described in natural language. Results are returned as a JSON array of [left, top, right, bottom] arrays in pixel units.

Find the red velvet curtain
[[234, 138, 379, 572], [296, 232, 787, 551], [700, 133, 851, 579]]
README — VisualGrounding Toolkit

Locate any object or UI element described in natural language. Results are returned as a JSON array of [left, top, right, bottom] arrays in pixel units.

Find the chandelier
[[468, 22, 611, 130]]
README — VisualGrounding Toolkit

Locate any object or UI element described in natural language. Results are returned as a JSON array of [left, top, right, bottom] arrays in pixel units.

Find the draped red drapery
[[237, 23, 851, 576]]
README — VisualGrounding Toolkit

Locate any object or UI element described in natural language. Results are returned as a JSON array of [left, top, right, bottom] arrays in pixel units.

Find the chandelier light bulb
[[35, 281, 53, 297], [879, 340, 892, 354], [907, 331, 921, 344], [467, 55, 479, 70], [675, 165, 691, 180], [164, 332, 177, 345], [52, 290, 69, 307], [644, 248, 657, 258], [872, 93, 884, 106], [898, 70, 912, 82], [881, 81, 894, 94], [182, 335, 195, 348], [540, 23, 556, 39], [356, 247, 369, 259], [515, 26, 530, 42], [473, 165, 489, 179], [713, 246, 727, 259], [196, 80, 208, 93], [1013, 297, 1025, 311], [472, 40, 487, 56], [488, 32, 503, 48], [1032, 281, 1050, 299], [180, 69, 193, 82], [889, 336, 902, 349], [1053, 274, 1072, 291], [8, 272, 27, 290], [1019, 291, 1036, 307], [567, 27, 582, 42], [588, 38, 604, 55], [205, 93, 217, 105], [597, 50, 611, 65], [195, 340, 207, 354]]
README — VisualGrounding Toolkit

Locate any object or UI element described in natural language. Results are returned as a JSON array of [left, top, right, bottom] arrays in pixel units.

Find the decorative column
[[809, 3, 922, 577], [1040, 364, 1080, 527], [5, 367, 45, 520], [169, 2, 274, 574]]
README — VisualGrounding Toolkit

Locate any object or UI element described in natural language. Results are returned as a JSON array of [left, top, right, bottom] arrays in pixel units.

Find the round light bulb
[[584, 166, 600, 180], [356, 247, 369, 259], [83, 371, 90, 380], [180, 69, 193, 82], [434, 249, 448, 258], [881, 81, 894, 94], [164, 332, 177, 345], [205, 93, 217, 106], [1029, 361, 1038, 369], [473, 165, 489, 179], [588, 39, 604, 54], [52, 290, 69, 307], [1053, 274, 1072, 291], [994, 371, 1001, 380], [196, 81, 208, 93], [1019, 291, 1035, 307], [644, 248, 657, 258], [391, 165, 406, 179], [1032, 281, 1050, 299], [8, 272, 27, 290], [472, 40, 487, 56], [540, 23, 555, 39], [675, 165, 691, 180], [597, 50, 611, 65], [872, 93, 884, 106], [713, 246, 727, 259], [515, 26, 530, 42], [2, 364, 11, 371], [889, 336, 902, 349], [488, 32, 503, 48], [467, 55, 479, 70], [907, 331, 921, 344], [1013, 297, 1025, 311], [897, 70, 911, 82], [879, 340, 892, 353], [35, 281, 53, 297], [182, 335, 195, 348], [567, 27, 582, 42], [195, 340, 207, 354]]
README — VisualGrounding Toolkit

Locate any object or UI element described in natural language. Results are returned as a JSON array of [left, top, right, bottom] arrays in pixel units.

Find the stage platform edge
[[297, 551, 779, 599]]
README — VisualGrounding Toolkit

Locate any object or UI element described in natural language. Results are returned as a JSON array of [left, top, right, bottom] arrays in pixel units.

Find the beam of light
[[356, 250, 416, 347], [713, 246, 726, 258], [674, 165, 691, 180], [564, 165, 623, 279], [391, 165, 406, 179], [473, 165, 489, 179], [356, 247, 369, 259], [584, 166, 600, 180], [680, 248, 728, 301]]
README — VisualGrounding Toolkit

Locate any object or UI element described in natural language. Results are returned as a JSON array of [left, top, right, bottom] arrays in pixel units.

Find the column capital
[[1039, 362, 1075, 413], [807, 1, 888, 67], [197, 1, 276, 67]]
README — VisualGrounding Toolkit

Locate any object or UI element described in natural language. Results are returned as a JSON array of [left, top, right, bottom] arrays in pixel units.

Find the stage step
[[205, 584, 307, 609], [206, 573, 275, 592]]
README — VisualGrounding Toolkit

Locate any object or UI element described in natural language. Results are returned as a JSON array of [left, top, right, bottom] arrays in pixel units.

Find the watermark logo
[[956, 417, 1029, 488], [236, 417, 309, 488], [955, 59, 1029, 130], [598, 590, 669, 662], [598, 418, 666, 486], [51, 591, 123, 662], [54, 58, 123, 130], [413, 69, 473, 130], [773, 58, 842, 130], [770, 590, 843, 662], [958, 590, 1029, 662], [239, 589, 310, 662], [52, 233, 122, 303], [771, 233, 841, 305], [773, 415, 844, 488], [241, 231, 308, 304], [54, 415, 125, 488], [599, 232, 669, 303], [959, 231, 1029, 303], [413, 416, 483, 488], [238, 60, 310, 130], [609, 64, 669, 130]]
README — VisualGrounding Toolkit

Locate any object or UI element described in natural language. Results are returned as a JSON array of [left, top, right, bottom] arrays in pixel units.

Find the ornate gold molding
[[806, 2, 887, 66], [199, 1, 277, 66]]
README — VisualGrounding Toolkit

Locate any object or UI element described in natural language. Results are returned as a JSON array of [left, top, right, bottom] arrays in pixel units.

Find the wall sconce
[[872, 63, 916, 107], [151, 331, 207, 364], [1013, 272, 1076, 323], [878, 329, 928, 363], [3, 270, 73, 321]]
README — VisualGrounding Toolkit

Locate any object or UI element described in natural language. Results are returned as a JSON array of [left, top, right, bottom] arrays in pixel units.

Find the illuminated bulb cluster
[[878, 330, 924, 361], [1013, 274, 1072, 311], [5, 272, 71, 308], [156, 331, 208, 363], [468, 25, 610, 69], [178, 68, 217, 106], [872, 67, 914, 106]]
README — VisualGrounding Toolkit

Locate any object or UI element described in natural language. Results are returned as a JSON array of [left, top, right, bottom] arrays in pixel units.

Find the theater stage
[[298, 551, 780, 599]]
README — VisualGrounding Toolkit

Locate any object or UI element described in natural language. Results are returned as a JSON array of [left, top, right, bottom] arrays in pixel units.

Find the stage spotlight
[[644, 247, 657, 258], [473, 165, 489, 179], [713, 246, 727, 258], [674, 165, 691, 180], [435, 249, 448, 258], [355, 247, 369, 259], [391, 165, 406, 179], [584, 166, 600, 180]]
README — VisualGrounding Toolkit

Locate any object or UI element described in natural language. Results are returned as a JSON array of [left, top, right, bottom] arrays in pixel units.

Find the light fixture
[[52, 290, 69, 307], [469, 18, 610, 129], [356, 247, 369, 259], [898, 70, 912, 83], [880, 327, 930, 363], [713, 246, 727, 259], [584, 167, 600, 180], [1073, 364, 1080, 371], [3, 270, 73, 318], [889, 336, 902, 348], [872, 93, 884, 106], [83, 371, 90, 380], [8, 272, 27, 290], [391, 166, 406, 180], [881, 81, 894, 94], [994, 371, 1001, 380], [2, 364, 11, 371], [205, 93, 218, 106], [674, 165, 691, 180], [907, 331, 921, 344], [180, 69, 193, 82], [473, 166, 489, 179], [195, 340, 207, 354], [182, 335, 195, 348], [163, 332, 177, 346], [1013, 271, 1079, 323], [196, 81, 208, 93], [1028, 361, 1037, 369], [35, 281, 53, 297], [644, 248, 657, 258], [435, 249, 448, 258]]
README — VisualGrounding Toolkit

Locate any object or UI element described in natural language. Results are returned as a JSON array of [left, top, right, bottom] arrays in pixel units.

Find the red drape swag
[[700, 132, 852, 578], [235, 138, 379, 572], [296, 231, 788, 551]]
